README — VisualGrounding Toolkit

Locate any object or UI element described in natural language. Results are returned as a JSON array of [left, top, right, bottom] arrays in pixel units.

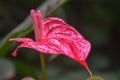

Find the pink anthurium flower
[[9, 9, 92, 76]]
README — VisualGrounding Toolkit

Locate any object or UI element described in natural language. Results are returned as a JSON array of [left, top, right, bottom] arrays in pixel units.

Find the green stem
[[40, 53, 46, 80]]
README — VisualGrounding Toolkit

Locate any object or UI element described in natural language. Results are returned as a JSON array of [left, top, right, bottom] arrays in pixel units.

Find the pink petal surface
[[42, 17, 83, 39], [9, 10, 92, 76]]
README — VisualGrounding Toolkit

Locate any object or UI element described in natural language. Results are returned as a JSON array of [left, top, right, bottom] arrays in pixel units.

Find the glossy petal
[[42, 17, 83, 39], [9, 10, 92, 76]]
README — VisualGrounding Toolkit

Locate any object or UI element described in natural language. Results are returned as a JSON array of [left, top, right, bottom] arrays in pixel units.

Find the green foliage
[[13, 60, 39, 79]]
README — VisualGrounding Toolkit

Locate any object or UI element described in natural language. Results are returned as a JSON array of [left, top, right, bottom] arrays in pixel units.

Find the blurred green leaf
[[0, 0, 68, 58], [13, 60, 39, 79]]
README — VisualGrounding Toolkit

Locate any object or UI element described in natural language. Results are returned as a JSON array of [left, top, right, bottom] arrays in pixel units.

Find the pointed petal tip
[[9, 39, 12, 41], [11, 46, 19, 57], [9, 38, 15, 41], [11, 52, 17, 57], [79, 60, 92, 76]]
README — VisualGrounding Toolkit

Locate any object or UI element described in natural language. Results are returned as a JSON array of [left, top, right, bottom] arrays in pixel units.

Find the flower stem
[[40, 53, 46, 80]]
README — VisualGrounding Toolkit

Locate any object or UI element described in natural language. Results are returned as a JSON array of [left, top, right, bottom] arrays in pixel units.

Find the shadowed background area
[[0, 0, 120, 80]]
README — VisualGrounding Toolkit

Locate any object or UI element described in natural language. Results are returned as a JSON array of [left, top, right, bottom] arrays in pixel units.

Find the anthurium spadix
[[9, 9, 92, 76]]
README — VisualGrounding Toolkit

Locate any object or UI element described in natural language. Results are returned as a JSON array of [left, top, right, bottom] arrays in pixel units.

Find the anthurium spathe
[[9, 9, 92, 76]]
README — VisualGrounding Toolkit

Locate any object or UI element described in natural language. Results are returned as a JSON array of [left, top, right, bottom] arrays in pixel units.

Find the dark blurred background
[[0, 0, 120, 80]]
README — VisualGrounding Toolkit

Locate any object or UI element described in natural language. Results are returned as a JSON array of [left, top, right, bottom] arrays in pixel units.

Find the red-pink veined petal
[[9, 37, 92, 75], [10, 9, 92, 76], [9, 37, 90, 60], [42, 17, 83, 39], [41, 17, 92, 75]]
